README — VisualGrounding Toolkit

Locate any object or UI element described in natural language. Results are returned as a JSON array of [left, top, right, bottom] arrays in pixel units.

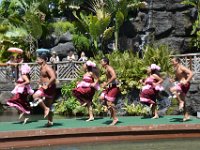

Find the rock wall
[[119, 0, 197, 53], [186, 81, 200, 115]]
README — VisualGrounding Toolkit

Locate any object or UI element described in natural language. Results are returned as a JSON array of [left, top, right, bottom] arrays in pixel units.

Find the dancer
[[32, 54, 56, 127], [171, 57, 193, 121], [99, 57, 120, 126], [7, 63, 34, 123], [139, 64, 163, 119], [73, 60, 99, 121]]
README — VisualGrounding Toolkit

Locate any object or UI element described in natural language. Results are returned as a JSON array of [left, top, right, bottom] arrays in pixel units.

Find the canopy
[[8, 47, 23, 54], [36, 48, 50, 53]]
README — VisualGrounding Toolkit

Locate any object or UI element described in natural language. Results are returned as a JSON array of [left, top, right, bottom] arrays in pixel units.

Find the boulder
[[167, 0, 191, 11], [51, 42, 75, 59], [155, 37, 184, 52], [59, 31, 73, 43], [153, 11, 173, 38], [173, 11, 193, 36], [152, 0, 167, 10]]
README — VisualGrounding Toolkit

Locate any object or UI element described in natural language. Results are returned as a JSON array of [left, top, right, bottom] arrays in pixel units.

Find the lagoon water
[[19, 138, 200, 150]]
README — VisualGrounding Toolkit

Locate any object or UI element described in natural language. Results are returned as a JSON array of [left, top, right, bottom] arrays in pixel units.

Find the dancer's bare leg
[[45, 98, 53, 125], [86, 103, 94, 121], [176, 93, 184, 110], [180, 94, 190, 121], [107, 101, 118, 126], [151, 104, 159, 119], [39, 101, 49, 118], [33, 93, 50, 118]]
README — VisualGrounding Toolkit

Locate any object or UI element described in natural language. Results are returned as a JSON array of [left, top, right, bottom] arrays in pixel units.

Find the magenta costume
[[7, 64, 34, 114], [100, 81, 120, 102], [172, 82, 190, 96], [140, 76, 162, 106], [34, 83, 56, 99], [7, 78, 34, 114], [73, 75, 99, 105]]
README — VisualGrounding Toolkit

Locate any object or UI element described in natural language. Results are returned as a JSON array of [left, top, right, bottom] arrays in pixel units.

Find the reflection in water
[[0, 108, 20, 122], [19, 138, 200, 150]]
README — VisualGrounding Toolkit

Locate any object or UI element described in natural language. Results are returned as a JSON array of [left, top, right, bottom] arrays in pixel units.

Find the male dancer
[[171, 57, 193, 121], [100, 57, 120, 125], [32, 54, 56, 126]]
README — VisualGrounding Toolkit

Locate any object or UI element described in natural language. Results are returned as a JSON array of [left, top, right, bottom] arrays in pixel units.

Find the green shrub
[[123, 98, 149, 116], [166, 98, 179, 115], [94, 46, 173, 95], [50, 21, 75, 36], [54, 81, 85, 116], [72, 34, 90, 52], [55, 45, 173, 116]]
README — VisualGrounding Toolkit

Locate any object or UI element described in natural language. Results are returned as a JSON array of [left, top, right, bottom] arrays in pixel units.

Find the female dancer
[[7, 63, 34, 123], [73, 60, 99, 121], [140, 64, 163, 119]]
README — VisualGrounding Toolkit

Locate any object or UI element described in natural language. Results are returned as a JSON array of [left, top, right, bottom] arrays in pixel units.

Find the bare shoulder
[[46, 64, 54, 71], [180, 64, 192, 72], [152, 74, 159, 78], [107, 65, 114, 71]]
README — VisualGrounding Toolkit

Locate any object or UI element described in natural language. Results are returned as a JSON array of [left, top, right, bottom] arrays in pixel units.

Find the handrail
[[1, 53, 200, 83], [0, 61, 84, 83]]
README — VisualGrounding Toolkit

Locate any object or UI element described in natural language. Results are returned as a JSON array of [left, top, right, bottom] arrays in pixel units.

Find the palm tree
[[0, 0, 49, 56], [105, 0, 145, 50]]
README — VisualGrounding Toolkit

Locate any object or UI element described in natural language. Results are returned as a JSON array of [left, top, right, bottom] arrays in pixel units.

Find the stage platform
[[0, 115, 200, 149]]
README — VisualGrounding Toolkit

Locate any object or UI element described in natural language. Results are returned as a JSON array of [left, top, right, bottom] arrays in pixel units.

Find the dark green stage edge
[[0, 115, 200, 132]]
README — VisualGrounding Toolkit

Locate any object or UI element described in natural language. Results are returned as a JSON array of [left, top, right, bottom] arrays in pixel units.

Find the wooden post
[[15, 65, 19, 82], [189, 56, 192, 71]]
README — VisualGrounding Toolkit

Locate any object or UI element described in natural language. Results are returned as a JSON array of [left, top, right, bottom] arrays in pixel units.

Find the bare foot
[[44, 108, 50, 118], [183, 116, 190, 122], [23, 118, 29, 124], [151, 115, 159, 119], [109, 118, 118, 126], [86, 117, 94, 122], [45, 121, 54, 127]]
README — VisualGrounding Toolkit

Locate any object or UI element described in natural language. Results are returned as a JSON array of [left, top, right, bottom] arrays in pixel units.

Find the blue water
[[20, 138, 200, 150]]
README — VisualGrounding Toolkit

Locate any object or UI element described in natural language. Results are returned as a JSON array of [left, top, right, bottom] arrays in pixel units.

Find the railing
[[173, 53, 200, 80], [0, 61, 84, 83], [1, 53, 200, 84]]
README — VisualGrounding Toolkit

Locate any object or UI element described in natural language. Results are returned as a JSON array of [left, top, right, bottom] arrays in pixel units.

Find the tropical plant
[[49, 21, 75, 36], [94, 51, 147, 94], [93, 45, 173, 94], [0, 0, 48, 60], [182, 0, 200, 50], [54, 81, 83, 116], [122, 98, 149, 116], [103, 0, 143, 50], [73, 11, 111, 53], [53, 0, 84, 14], [92, 89, 108, 116], [143, 45, 174, 75], [72, 34, 90, 53]]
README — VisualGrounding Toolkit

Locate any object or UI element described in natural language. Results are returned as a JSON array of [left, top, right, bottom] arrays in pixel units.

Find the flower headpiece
[[21, 63, 31, 74], [86, 60, 96, 67], [150, 64, 161, 71]]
